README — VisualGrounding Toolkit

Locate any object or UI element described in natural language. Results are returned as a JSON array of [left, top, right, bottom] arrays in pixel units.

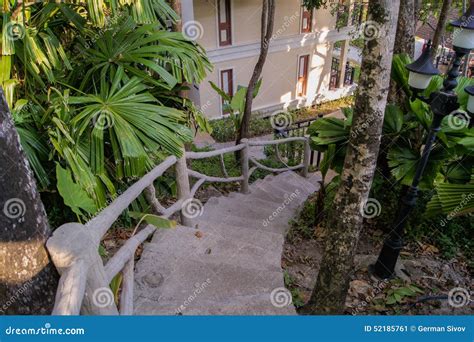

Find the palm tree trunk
[[388, 0, 415, 107], [236, 0, 275, 145], [0, 88, 58, 314], [303, 0, 400, 315], [169, 0, 182, 32], [430, 0, 452, 62]]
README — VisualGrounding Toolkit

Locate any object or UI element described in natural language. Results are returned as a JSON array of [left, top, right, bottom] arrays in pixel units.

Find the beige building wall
[[191, 0, 357, 119]]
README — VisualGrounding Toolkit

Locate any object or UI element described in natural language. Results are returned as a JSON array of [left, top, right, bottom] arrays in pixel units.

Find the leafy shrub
[[210, 116, 273, 142]]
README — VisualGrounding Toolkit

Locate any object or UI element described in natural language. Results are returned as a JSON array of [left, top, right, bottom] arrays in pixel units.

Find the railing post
[[176, 148, 192, 226], [302, 136, 310, 178], [240, 138, 250, 194]]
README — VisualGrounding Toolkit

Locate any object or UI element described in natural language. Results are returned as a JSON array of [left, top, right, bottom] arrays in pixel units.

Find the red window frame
[[297, 55, 309, 97], [301, 6, 313, 33], [220, 69, 234, 114], [218, 0, 232, 46]]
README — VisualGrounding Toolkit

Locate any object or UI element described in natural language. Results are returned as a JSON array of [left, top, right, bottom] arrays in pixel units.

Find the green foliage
[[128, 212, 177, 229], [209, 79, 262, 138], [283, 272, 305, 308], [56, 164, 98, 219], [1, 1, 212, 221], [310, 54, 473, 191], [385, 282, 423, 305], [210, 115, 273, 143]]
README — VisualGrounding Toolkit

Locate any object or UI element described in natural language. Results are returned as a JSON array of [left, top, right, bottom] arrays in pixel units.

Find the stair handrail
[[46, 136, 312, 315]]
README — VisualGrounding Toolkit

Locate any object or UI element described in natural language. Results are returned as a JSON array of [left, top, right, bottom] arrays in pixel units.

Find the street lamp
[[406, 41, 440, 93], [372, 5, 474, 279]]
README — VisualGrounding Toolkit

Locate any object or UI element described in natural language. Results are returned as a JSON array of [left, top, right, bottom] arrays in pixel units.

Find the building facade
[[182, 0, 364, 119]]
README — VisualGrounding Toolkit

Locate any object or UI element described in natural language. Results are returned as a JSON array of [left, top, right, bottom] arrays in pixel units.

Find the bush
[[370, 174, 473, 261], [210, 116, 273, 142]]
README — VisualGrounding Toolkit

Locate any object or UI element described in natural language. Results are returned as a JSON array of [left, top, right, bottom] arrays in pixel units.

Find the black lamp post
[[372, 5, 474, 279]]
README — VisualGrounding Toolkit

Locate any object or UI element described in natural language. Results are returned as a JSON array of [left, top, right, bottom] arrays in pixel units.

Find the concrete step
[[135, 293, 295, 315], [133, 170, 322, 316], [134, 258, 285, 309], [141, 225, 282, 273]]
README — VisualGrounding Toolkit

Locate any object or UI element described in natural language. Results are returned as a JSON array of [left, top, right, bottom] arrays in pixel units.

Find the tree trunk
[[303, 0, 400, 314], [0, 88, 58, 314], [430, 0, 452, 62], [393, 0, 415, 57], [388, 0, 415, 106], [236, 0, 275, 145], [169, 0, 182, 32]]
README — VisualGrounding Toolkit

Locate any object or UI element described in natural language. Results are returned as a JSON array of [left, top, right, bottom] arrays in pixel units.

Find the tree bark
[[304, 0, 400, 314], [236, 0, 275, 145], [0, 88, 58, 314], [169, 0, 182, 32], [430, 0, 452, 62], [388, 0, 415, 106]]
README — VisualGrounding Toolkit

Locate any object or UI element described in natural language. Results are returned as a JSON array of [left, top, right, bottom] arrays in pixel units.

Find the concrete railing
[[46, 136, 311, 315]]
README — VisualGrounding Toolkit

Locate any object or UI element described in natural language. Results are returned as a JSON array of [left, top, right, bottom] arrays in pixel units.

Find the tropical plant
[[209, 79, 262, 138], [309, 54, 473, 201], [1, 1, 212, 220]]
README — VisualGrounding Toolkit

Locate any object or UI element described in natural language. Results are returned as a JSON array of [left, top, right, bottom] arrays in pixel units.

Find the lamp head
[[405, 41, 440, 91], [450, 4, 474, 51]]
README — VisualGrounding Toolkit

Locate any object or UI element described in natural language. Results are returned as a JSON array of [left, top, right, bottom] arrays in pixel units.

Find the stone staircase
[[133, 171, 322, 315]]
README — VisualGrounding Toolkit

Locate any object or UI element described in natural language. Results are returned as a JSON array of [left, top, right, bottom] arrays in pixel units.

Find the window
[[297, 55, 309, 97], [351, 0, 369, 26], [301, 5, 313, 33], [344, 62, 355, 86], [220, 69, 233, 114], [329, 57, 340, 90], [218, 0, 232, 46]]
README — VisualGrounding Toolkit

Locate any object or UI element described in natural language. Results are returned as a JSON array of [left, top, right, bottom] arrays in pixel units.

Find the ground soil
[[282, 201, 473, 315]]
